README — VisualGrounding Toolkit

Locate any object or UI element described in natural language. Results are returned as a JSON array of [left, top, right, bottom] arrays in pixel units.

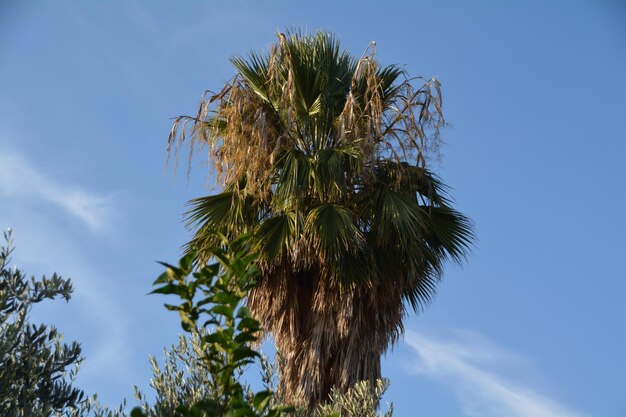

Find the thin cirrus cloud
[[0, 150, 114, 232], [0, 148, 138, 397], [404, 330, 586, 417]]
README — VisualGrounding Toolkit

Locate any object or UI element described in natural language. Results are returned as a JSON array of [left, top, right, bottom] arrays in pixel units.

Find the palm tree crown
[[169, 30, 474, 407]]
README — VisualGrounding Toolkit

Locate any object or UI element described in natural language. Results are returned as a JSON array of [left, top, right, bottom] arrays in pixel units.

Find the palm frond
[[230, 52, 271, 102], [372, 185, 430, 246], [272, 148, 313, 206], [255, 212, 297, 260], [426, 206, 475, 264], [375, 160, 452, 206], [305, 203, 363, 263]]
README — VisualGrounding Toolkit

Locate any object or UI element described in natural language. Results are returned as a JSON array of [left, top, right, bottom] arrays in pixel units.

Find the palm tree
[[168, 30, 474, 407]]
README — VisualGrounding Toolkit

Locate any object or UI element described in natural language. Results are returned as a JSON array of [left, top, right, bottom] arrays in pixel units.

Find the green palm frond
[[272, 148, 313, 205], [376, 65, 405, 105], [304, 203, 363, 263], [255, 212, 297, 260], [371, 185, 430, 246], [426, 206, 474, 264], [313, 144, 363, 200], [185, 191, 237, 231], [184, 190, 259, 258], [375, 160, 453, 206], [230, 52, 271, 103]]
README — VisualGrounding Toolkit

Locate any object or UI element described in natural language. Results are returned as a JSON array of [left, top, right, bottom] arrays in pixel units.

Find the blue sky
[[1, 1, 625, 416]]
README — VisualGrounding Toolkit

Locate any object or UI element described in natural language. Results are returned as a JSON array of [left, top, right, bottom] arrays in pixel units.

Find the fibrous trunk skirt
[[247, 267, 405, 408]]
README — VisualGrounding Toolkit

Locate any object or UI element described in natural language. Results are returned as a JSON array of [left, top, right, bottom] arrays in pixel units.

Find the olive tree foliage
[[0, 229, 85, 416], [74, 334, 217, 417], [313, 380, 393, 417], [133, 333, 215, 415]]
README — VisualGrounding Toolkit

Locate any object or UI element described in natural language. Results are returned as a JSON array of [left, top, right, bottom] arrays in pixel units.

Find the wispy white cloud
[[0, 147, 140, 399], [2, 210, 140, 400], [0, 150, 114, 232], [404, 330, 586, 417]]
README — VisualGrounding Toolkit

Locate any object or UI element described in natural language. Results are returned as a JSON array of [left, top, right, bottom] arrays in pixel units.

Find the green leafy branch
[[132, 233, 293, 417]]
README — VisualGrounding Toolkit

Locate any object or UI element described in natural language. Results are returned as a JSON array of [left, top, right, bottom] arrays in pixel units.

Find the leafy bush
[[314, 380, 393, 417], [133, 332, 217, 416], [0, 229, 85, 416]]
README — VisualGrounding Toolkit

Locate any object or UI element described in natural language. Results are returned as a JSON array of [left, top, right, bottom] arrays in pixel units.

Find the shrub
[[0, 229, 85, 416]]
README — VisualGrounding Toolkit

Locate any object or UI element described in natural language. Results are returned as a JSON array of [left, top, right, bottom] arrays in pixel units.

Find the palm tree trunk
[[248, 265, 404, 408]]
